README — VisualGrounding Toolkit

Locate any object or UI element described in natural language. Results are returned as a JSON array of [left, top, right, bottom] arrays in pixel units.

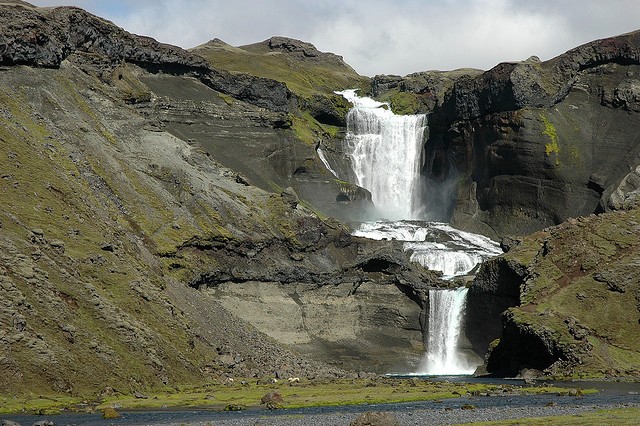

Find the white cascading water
[[316, 145, 339, 178], [352, 220, 502, 279], [418, 287, 475, 375], [336, 89, 427, 219], [337, 90, 502, 375]]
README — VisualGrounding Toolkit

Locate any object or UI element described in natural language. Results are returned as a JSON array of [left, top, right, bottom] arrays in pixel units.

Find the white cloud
[[29, 0, 640, 76]]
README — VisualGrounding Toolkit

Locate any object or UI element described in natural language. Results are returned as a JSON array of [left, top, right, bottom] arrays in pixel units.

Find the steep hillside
[[192, 36, 368, 98], [0, 2, 442, 399], [190, 37, 373, 221]]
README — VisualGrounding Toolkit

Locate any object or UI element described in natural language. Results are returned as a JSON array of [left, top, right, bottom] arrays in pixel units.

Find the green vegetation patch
[[192, 42, 368, 98], [463, 407, 640, 425], [0, 379, 588, 415], [291, 111, 341, 146], [379, 90, 422, 115], [540, 112, 560, 164]]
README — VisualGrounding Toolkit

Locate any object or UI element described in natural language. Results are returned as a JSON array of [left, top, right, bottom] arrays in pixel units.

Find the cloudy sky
[[31, 0, 640, 76]]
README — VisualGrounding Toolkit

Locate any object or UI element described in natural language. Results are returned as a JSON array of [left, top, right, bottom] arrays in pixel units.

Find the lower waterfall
[[418, 288, 475, 375]]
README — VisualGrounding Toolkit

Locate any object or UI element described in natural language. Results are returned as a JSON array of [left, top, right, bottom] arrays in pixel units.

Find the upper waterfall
[[337, 90, 427, 220]]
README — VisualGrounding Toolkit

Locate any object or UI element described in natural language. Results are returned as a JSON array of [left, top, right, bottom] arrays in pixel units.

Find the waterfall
[[338, 90, 499, 375], [337, 89, 427, 220], [418, 287, 475, 375], [317, 146, 339, 178]]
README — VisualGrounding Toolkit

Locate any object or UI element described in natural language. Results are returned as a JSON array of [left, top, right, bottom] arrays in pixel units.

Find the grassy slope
[[465, 407, 640, 425], [191, 39, 368, 145], [190, 39, 368, 97], [0, 76, 202, 395]]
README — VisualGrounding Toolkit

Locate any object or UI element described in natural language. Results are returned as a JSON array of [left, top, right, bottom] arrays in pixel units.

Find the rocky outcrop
[[178, 212, 441, 373], [608, 165, 640, 210], [479, 210, 640, 377], [0, 2, 294, 112], [434, 29, 640, 122], [464, 258, 525, 362], [242, 36, 358, 72], [0, 3, 208, 69], [372, 69, 483, 114]]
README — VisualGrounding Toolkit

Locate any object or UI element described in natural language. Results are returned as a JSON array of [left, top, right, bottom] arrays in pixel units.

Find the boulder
[[260, 390, 284, 409]]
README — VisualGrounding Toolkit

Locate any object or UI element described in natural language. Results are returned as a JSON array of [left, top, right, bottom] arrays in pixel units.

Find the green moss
[[291, 111, 342, 146], [265, 194, 299, 246], [102, 407, 121, 418], [379, 90, 421, 115], [0, 379, 586, 414], [193, 44, 369, 98], [218, 93, 234, 106], [540, 113, 560, 165], [291, 113, 317, 145], [322, 124, 341, 138]]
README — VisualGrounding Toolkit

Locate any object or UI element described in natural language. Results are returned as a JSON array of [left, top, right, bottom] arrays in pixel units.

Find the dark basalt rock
[[300, 94, 351, 127], [485, 309, 595, 377], [0, 3, 209, 69], [186, 233, 440, 292], [242, 36, 357, 72], [465, 257, 523, 366], [201, 69, 294, 112], [371, 69, 483, 113], [0, 2, 294, 112], [422, 31, 640, 238]]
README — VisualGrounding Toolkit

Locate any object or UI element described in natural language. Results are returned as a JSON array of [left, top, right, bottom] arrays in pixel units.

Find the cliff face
[[0, 2, 441, 398], [190, 36, 372, 221], [424, 32, 640, 377]]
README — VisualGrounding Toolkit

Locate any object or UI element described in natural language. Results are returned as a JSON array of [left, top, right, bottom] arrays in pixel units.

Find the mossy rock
[[102, 407, 121, 419]]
